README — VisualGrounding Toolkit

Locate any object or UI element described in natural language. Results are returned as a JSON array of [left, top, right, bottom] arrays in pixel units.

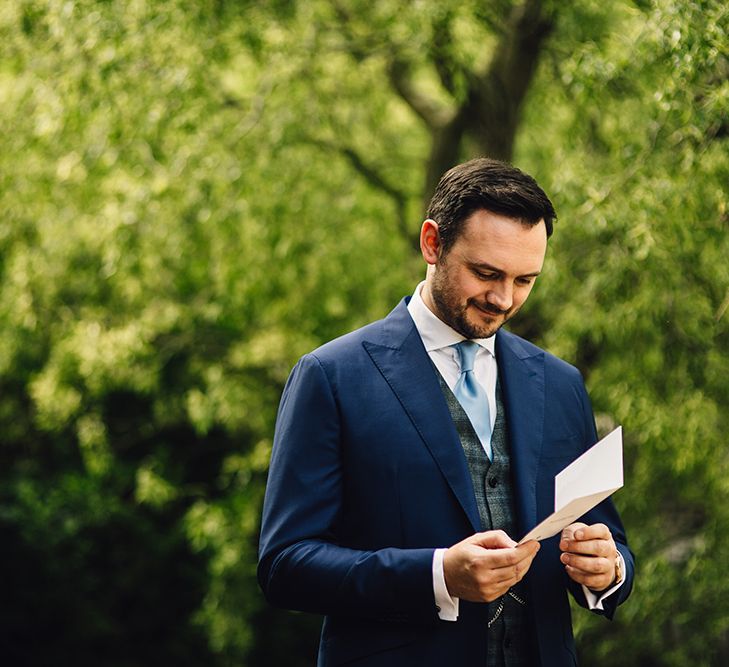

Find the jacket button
[[488, 477, 498, 488]]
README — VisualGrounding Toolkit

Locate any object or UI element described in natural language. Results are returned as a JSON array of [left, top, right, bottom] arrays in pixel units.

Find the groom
[[258, 158, 634, 666]]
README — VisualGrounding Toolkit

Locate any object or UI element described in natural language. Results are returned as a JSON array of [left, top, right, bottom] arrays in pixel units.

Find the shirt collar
[[408, 281, 496, 356]]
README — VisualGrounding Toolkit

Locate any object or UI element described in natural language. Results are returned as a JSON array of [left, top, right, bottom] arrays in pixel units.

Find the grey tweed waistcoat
[[437, 372, 534, 667]]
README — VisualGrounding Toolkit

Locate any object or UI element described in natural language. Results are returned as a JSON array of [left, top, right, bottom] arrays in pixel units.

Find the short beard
[[430, 264, 511, 339]]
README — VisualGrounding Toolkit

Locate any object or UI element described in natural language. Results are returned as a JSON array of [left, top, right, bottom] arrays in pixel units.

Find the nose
[[486, 281, 513, 312]]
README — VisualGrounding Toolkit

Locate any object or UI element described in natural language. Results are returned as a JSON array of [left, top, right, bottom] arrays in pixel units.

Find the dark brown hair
[[426, 158, 557, 254]]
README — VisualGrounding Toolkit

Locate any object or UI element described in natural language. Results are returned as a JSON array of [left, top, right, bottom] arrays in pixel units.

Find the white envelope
[[518, 426, 623, 544]]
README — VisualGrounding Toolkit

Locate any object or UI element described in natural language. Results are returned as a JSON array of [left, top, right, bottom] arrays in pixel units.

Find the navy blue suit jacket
[[258, 299, 634, 666]]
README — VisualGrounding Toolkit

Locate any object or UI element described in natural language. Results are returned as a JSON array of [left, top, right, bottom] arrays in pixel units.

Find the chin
[[462, 319, 501, 339], [468, 313, 504, 336]]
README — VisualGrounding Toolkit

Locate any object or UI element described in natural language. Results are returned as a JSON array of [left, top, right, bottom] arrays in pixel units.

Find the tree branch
[[421, 0, 554, 199], [422, 107, 470, 209], [428, 10, 460, 97], [329, 0, 380, 63], [387, 57, 451, 129], [486, 0, 554, 107], [302, 136, 416, 247]]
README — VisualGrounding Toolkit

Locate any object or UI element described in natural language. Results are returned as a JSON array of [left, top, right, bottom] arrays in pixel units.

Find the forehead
[[452, 210, 547, 273]]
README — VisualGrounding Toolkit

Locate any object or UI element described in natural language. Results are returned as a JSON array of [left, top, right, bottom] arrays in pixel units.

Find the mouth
[[472, 301, 506, 318]]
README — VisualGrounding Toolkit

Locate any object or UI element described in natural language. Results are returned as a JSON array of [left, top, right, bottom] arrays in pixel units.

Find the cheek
[[459, 275, 485, 298]]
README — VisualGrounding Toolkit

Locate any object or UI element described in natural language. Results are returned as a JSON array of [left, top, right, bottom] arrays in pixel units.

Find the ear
[[420, 219, 441, 265]]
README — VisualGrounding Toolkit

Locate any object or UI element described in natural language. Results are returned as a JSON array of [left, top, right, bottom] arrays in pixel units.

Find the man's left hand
[[559, 522, 617, 592]]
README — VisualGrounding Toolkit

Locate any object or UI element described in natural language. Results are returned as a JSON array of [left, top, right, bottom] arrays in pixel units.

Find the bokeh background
[[1, 0, 727, 665]]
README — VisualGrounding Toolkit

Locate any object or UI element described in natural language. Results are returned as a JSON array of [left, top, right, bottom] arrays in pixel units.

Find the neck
[[420, 279, 439, 319]]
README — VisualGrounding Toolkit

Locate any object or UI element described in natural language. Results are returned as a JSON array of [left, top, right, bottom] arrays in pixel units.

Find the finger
[[516, 540, 540, 553], [561, 538, 613, 557], [560, 522, 587, 542], [471, 554, 540, 601], [497, 557, 535, 585], [483, 544, 539, 569], [468, 560, 520, 593], [570, 523, 610, 541], [564, 565, 613, 590], [488, 565, 520, 586], [560, 553, 611, 575], [515, 553, 538, 580], [490, 550, 539, 583], [471, 530, 517, 549]]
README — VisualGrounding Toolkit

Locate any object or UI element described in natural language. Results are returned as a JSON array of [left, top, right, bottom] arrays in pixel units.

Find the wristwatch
[[613, 550, 623, 585]]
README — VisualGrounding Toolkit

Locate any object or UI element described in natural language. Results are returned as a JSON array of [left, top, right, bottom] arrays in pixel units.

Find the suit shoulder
[[305, 317, 388, 365], [305, 298, 411, 362]]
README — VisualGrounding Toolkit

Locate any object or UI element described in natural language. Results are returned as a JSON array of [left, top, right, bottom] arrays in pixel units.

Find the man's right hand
[[443, 530, 540, 602]]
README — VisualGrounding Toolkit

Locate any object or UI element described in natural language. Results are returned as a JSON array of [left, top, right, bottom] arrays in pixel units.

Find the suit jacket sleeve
[[257, 353, 438, 622], [565, 374, 635, 618]]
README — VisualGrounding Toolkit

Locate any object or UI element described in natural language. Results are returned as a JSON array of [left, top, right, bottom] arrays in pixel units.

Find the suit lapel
[[497, 331, 545, 538], [363, 300, 482, 533]]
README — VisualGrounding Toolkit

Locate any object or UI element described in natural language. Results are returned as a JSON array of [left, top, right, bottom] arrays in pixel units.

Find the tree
[[329, 0, 555, 204], [0, 0, 726, 665], [518, 1, 729, 663]]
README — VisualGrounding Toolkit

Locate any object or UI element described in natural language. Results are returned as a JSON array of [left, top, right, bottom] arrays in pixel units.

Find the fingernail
[[575, 530, 583, 540]]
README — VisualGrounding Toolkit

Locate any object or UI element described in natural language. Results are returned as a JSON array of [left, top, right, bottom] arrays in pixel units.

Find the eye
[[473, 270, 497, 281], [516, 277, 535, 286]]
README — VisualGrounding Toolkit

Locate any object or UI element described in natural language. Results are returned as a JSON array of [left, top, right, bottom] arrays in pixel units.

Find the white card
[[518, 426, 623, 543]]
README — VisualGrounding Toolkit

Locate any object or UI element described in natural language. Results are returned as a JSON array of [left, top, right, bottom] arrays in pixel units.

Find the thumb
[[560, 522, 587, 542], [470, 529, 517, 550]]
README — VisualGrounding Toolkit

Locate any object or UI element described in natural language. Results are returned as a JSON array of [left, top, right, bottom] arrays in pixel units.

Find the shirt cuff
[[432, 548, 459, 621], [582, 550, 627, 611]]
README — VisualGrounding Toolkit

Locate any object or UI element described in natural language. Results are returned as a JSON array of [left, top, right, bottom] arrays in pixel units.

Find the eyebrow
[[467, 261, 542, 278]]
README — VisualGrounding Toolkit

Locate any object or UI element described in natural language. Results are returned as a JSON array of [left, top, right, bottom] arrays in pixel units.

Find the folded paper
[[519, 426, 623, 544]]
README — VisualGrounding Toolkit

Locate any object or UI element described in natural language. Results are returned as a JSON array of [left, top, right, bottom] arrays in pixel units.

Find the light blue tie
[[453, 341, 492, 460]]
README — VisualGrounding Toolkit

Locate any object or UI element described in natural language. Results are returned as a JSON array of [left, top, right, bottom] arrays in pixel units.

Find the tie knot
[[455, 340, 479, 373]]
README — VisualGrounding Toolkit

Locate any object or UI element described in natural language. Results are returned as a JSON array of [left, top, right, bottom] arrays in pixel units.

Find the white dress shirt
[[406, 282, 624, 621]]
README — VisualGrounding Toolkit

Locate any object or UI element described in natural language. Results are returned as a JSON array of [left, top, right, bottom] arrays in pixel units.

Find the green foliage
[[1, 0, 416, 663], [0, 0, 726, 664], [519, 1, 729, 664]]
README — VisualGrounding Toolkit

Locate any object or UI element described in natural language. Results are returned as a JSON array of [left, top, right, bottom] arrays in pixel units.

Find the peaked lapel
[[363, 299, 482, 533], [496, 330, 545, 538]]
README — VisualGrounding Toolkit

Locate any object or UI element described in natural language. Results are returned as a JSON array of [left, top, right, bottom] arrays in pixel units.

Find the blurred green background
[[1, 0, 727, 665]]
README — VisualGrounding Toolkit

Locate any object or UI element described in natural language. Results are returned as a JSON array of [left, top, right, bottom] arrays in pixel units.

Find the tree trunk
[[421, 0, 554, 205]]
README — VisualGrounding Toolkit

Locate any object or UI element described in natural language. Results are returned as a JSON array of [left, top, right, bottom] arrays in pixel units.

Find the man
[[258, 158, 634, 666]]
